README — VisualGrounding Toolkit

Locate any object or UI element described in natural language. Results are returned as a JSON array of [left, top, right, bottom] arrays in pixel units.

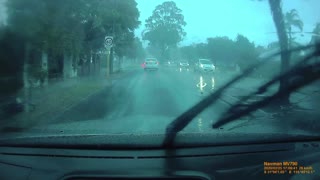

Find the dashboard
[[1, 140, 319, 180]]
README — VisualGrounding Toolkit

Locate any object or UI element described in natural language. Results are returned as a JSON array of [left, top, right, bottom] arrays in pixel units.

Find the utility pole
[[106, 48, 111, 77], [105, 36, 113, 78], [110, 0, 116, 74]]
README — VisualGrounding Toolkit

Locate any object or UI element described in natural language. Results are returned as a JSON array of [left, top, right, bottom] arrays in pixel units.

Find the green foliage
[[311, 23, 320, 44], [313, 23, 320, 34], [234, 34, 258, 69], [207, 37, 236, 62], [180, 43, 209, 62], [6, 0, 85, 55], [180, 45, 196, 61], [180, 34, 259, 71], [125, 37, 146, 60], [6, 0, 140, 83], [5, 0, 141, 70], [143, 1, 186, 60], [284, 9, 303, 48], [285, 9, 303, 32]]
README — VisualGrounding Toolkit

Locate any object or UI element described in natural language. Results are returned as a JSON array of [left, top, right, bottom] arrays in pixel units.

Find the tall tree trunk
[[72, 55, 78, 77], [93, 53, 96, 75], [89, 51, 92, 76], [97, 55, 101, 76], [160, 44, 166, 62], [269, 0, 290, 105], [41, 50, 48, 86], [23, 42, 31, 112], [288, 26, 292, 49], [63, 53, 72, 79], [110, 47, 114, 74], [119, 56, 122, 72]]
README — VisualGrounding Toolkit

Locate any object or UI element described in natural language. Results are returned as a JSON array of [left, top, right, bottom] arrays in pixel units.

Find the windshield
[[199, 59, 212, 64], [0, 0, 319, 145], [146, 58, 157, 62]]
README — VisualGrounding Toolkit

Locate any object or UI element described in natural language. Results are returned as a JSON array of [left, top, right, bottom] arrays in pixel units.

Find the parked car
[[179, 61, 189, 68], [178, 60, 190, 71], [166, 61, 177, 67], [194, 59, 215, 73], [0, 96, 24, 119], [143, 58, 159, 71]]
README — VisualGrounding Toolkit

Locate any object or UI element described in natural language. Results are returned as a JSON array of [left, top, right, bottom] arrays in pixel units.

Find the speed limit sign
[[105, 36, 113, 48]]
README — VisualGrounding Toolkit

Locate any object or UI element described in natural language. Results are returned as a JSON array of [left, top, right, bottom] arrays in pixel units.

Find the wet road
[[2, 65, 318, 136], [41, 67, 249, 134]]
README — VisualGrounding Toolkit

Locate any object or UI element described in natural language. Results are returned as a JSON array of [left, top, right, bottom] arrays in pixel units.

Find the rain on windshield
[[0, 0, 319, 136]]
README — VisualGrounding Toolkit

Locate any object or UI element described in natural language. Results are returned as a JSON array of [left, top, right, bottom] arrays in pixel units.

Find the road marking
[[197, 117, 203, 132], [212, 77, 215, 90], [196, 76, 207, 94]]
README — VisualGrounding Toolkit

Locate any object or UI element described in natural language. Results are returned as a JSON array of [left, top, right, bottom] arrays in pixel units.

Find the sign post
[[105, 36, 113, 78]]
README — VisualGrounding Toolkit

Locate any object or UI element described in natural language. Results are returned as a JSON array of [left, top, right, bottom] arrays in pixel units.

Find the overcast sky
[[0, 0, 6, 25], [135, 0, 320, 47], [0, 0, 319, 47]]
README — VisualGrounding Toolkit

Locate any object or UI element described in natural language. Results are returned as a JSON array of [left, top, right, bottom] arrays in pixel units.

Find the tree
[[285, 9, 303, 48], [268, 0, 290, 105], [311, 22, 320, 44], [125, 37, 146, 61], [310, 23, 320, 63], [256, 45, 267, 54], [234, 34, 259, 70], [179, 34, 258, 70], [142, 1, 186, 60], [4, 0, 141, 111], [180, 45, 197, 61], [6, 0, 141, 78], [207, 36, 236, 65], [267, 41, 280, 49], [6, 0, 87, 80], [113, 31, 135, 69]]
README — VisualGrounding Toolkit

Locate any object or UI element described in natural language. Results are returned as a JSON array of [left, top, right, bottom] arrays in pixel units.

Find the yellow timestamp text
[[263, 161, 316, 174]]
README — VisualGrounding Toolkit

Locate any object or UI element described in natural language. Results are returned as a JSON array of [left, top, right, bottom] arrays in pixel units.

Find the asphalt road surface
[[34, 67, 266, 134]]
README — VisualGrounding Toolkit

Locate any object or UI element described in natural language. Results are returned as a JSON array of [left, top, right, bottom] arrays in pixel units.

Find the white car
[[195, 59, 215, 73], [143, 58, 159, 71]]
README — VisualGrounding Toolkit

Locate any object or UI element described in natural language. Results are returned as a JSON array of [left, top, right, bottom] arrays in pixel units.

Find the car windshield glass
[[199, 59, 212, 64], [0, 0, 319, 145]]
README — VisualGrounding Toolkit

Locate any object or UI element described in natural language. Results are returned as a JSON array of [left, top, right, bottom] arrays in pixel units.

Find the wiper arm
[[163, 43, 319, 147], [162, 64, 260, 147], [217, 51, 318, 121], [212, 50, 320, 128]]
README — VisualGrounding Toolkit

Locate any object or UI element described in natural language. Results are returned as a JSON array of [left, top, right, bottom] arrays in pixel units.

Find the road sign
[[105, 36, 113, 48]]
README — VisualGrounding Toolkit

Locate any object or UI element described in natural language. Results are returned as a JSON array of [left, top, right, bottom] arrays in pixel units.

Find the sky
[[0, 0, 319, 47], [135, 0, 320, 47], [0, 0, 6, 26]]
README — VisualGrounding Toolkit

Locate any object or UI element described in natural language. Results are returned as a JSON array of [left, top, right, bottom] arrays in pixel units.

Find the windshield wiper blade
[[218, 50, 318, 120], [212, 51, 320, 128], [162, 63, 261, 147], [163, 43, 320, 147], [162, 47, 303, 147]]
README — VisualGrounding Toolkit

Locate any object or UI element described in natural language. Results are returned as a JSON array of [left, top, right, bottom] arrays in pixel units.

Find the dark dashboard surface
[[1, 140, 319, 180]]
